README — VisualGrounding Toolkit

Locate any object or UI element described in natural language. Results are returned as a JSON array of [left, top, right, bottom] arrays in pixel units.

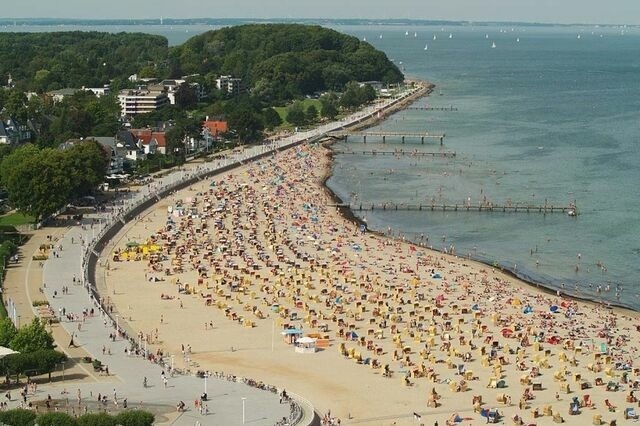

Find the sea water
[[327, 25, 640, 309]]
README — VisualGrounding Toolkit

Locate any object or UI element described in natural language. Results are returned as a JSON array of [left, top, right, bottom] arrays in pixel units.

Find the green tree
[[225, 100, 265, 143], [305, 104, 318, 123], [174, 83, 198, 109], [10, 318, 54, 352], [339, 82, 362, 110], [0, 408, 37, 425], [64, 141, 108, 199], [0, 317, 17, 347], [113, 410, 155, 426], [285, 102, 306, 127], [262, 108, 282, 130], [320, 93, 339, 120], [36, 412, 78, 426]]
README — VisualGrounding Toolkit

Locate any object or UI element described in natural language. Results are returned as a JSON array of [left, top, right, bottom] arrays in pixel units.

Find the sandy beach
[[97, 136, 640, 425]]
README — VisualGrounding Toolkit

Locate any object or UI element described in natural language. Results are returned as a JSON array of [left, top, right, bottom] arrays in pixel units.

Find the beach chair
[[553, 412, 564, 423], [625, 407, 639, 419], [560, 382, 571, 394], [582, 394, 594, 408], [605, 398, 616, 412], [449, 381, 458, 392], [543, 404, 553, 416], [487, 378, 498, 388], [592, 414, 603, 425]]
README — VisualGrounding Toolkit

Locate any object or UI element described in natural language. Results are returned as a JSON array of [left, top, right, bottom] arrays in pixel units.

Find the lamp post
[[204, 372, 208, 395], [171, 355, 174, 373], [115, 314, 119, 333], [242, 397, 246, 425]]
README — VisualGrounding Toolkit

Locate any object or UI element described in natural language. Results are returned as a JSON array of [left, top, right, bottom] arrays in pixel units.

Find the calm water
[[4, 23, 639, 308], [327, 25, 640, 309]]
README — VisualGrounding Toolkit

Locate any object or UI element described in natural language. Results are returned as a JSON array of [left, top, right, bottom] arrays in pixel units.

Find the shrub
[[0, 408, 37, 425], [113, 410, 155, 426]]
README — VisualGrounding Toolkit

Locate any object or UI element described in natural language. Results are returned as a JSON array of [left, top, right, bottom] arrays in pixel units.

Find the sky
[[5, 0, 640, 25]]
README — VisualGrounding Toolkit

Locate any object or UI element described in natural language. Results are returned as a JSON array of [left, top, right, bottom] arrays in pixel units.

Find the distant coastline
[[0, 17, 633, 29]]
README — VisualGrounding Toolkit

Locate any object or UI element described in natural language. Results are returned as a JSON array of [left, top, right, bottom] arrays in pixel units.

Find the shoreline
[[321, 81, 637, 315]]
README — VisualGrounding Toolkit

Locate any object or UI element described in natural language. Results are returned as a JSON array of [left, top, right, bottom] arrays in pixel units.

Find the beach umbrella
[[501, 328, 514, 338], [511, 298, 522, 306], [549, 305, 559, 313], [126, 241, 139, 247]]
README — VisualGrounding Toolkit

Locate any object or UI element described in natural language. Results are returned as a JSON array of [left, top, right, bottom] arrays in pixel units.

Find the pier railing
[[331, 201, 577, 215]]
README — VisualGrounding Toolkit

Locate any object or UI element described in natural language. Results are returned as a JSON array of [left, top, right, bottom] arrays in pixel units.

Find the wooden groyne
[[328, 131, 446, 145], [329, 202, 578, 215], [333, 150, 456, 158]]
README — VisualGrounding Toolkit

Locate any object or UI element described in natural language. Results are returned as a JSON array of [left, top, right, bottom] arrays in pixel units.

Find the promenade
[[1, 84, 423, 425]]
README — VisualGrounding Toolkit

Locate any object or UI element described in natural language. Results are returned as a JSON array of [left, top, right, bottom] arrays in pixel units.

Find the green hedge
[[0, 408, 155, 426]]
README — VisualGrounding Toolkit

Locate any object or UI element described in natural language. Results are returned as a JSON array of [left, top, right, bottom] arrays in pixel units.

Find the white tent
[[295, 336, 317, 354], [0, 346, 18, 359]]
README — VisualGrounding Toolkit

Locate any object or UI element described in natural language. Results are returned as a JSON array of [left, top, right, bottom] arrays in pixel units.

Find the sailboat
[[405, 30, 409, 36], [485, 34, 489, 39], [424, 44, 428, 51], [433, 34, 437, 40], [363, 37, 367, 41], [491, 41, 496, 48], [449, 33, 453, 39], [414, 32, 418, 38], [379, 34, 383, 39], [516, 37, 520, 42], [577, 34, 581, 39]]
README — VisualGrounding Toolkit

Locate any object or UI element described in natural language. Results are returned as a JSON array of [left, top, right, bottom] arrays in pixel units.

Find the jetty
[[406, 105, 458, 111], [330, 201, 578, 215], [333, 150, 456, 158], [327, 130, 446, 145]]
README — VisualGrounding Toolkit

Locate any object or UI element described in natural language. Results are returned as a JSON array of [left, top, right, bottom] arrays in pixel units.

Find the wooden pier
[[328, 131, 446, 145], [406, 106, 458, 112], [333, 150, 456, 158], [329, 201, 578, 215]]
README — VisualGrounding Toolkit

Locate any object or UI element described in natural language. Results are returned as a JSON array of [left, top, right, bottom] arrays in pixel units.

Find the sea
[[3, 22, 640, 309]]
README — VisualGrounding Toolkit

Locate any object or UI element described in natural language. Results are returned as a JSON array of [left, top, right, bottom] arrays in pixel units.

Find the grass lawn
[[0, 212, 35, 227], [273, 99, 323, 126]]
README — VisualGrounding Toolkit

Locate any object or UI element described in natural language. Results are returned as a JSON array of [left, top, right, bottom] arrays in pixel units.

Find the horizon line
[[0, 17, 636, 28]]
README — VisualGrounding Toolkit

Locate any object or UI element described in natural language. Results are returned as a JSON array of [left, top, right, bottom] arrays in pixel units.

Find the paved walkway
[[1, 85, 422, 425]]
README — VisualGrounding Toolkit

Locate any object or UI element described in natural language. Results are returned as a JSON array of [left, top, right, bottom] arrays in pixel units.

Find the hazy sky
[[6, 0, 640, 25]]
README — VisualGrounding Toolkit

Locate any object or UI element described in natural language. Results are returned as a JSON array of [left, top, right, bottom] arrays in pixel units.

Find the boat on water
[[485, 34, 489, 39], [379, 34, 383, 39], [516, 37, 520, 42], [405, 31, 409, 36], [577, 34, 581, 39], [424, 44, 428, 51], [449, 33, 453, 39], [491, 41, 496, 48], [414, 32, 417, 38], [433, 34, 437, 40]]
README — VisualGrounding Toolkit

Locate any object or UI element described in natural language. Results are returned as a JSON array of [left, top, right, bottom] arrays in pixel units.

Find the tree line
[[0, 141, 107, 221]]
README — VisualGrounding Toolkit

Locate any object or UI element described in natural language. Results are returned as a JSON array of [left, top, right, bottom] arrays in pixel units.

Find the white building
[[117, 89, 169, 116], [215, 75, 244, 95]]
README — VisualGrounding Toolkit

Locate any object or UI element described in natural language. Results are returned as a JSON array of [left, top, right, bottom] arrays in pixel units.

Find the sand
[[97, 140, 640, 425]]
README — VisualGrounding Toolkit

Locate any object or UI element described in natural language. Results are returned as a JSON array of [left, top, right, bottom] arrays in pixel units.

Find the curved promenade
[[12, 85, 423, 425]]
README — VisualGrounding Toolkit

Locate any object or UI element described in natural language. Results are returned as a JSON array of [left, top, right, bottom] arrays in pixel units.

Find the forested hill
[[0, 24, 402, 102], [0, 32, 168, 91], [169, 24, 403, 101]]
